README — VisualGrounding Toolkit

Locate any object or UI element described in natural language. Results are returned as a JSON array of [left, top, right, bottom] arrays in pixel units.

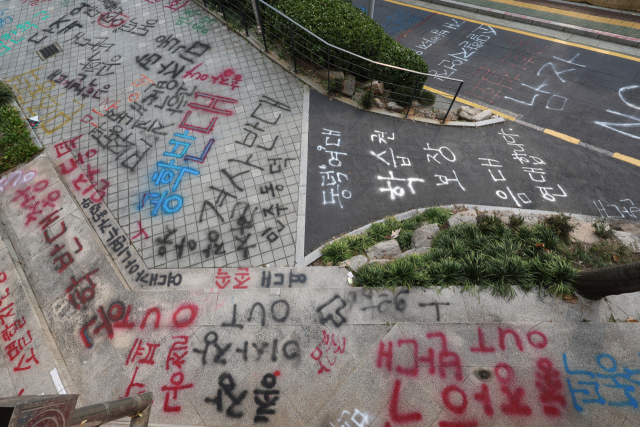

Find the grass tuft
[[592, 219, 615, 239], [544, 213, 575, 241]]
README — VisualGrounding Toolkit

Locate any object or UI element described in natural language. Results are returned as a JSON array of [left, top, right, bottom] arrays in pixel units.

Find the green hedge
[[0, 80, 42, 172], [208, 0, 430, 105], [0, 104, 41, 172]]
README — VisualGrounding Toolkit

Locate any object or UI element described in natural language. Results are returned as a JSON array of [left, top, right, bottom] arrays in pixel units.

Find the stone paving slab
[[0, 235, 66, 397]]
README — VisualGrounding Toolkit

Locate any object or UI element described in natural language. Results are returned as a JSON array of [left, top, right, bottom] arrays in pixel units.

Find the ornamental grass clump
[[320, 208, 452, 265], [324, 211, 583, 298]]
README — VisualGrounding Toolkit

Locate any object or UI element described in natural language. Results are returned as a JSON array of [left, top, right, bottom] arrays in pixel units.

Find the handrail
[[257, 0, 463, 84], [67, 392, 152, 427], [0, 392, 152, 427]]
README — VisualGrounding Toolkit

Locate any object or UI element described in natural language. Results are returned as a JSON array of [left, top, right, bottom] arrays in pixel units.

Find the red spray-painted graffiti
[[378, 327, 566, 426], [310, 329, 346, 374], [214, 268, 251, 289], [178, 92, 237, 134], [1, 271, 40, 372], [80, 302, 199, 348], [11, 177, 61, 227], [122, 334, 193, 413], [97, 12, 128, 28], [183, 63, 242, 90], [55, 134, 110, 202]]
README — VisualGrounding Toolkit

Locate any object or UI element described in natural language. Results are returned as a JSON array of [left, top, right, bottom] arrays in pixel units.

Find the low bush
[[353, 219, 580, 298], [545, 213, 575, 241], [0, 81, 13, 106], [210, 0, 430, 106], [508, 214, 525, 228], [319, 209, 640, 299], [319, 207, 452, 265], [592, 219, 615, 239], [0, 103, 42, 172], [361, 91, 373, 110]]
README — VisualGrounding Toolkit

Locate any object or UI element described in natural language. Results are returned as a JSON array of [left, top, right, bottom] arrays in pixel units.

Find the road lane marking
[[613, 152, 640, 167], [544, 129, 580, 144]]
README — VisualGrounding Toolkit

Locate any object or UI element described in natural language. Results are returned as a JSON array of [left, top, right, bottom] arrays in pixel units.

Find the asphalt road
[[305, 89, 640, 253], [352, 0, 640, 159]]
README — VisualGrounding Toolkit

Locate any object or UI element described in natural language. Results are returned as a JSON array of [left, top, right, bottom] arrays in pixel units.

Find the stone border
[[423, 0, 640, 47], [189, 0, 506, 128], [303, 204, 608, 265], [295, 87, 311, 266]]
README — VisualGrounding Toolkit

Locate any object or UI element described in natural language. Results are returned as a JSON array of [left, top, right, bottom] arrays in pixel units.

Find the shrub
[[0, 81, 13, 106], [592, 219, 614, 239], [0, 104, 41, 172], [418, 89, 436, 106], [326, 78, 343, 95], [255, 0, 429, 105], [545, 213, 575, 241], [361, 91, 373, 110], [508, 214, 525, 228]]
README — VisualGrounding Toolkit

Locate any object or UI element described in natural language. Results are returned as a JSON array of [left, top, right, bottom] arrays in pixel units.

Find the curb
[[190, 0, 504, 129], [294, 86, 310, 267], [422, 0, 640, 47], [304, 204, 610, 265]]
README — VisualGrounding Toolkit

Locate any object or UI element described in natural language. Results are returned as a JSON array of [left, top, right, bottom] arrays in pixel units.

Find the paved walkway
[[422, 0, 640, 42], [1, 0, 305, 269]]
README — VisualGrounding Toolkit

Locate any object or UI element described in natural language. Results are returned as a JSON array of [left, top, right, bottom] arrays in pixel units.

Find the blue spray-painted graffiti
[[563, 353, 640, 412], [140, 130, 202, 216], [0, 9, 12, 29]]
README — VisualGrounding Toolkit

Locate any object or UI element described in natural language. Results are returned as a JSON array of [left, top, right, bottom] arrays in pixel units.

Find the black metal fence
[[203, 0, 464, 121]]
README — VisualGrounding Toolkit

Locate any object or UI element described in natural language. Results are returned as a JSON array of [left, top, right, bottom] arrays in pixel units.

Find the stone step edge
[[189, 0, 505, 128], [424, 0, 640, 47], [304, 204, 607, 265]]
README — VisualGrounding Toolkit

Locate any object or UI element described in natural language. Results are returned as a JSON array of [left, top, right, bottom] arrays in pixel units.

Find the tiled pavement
[[0, 0, 305, 269]]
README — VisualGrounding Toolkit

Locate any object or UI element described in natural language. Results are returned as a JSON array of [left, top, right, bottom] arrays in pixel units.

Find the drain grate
[[36, 42, 62, 61]]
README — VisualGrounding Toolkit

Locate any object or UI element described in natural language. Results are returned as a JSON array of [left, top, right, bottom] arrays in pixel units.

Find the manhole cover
[[36, 42, 62, 61]]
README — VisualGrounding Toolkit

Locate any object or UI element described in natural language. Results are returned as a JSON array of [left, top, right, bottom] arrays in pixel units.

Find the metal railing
[[204, 0, 464, 122], [0, 392, 152, 427]]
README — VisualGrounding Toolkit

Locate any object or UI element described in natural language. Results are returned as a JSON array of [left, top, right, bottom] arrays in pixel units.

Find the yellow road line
[[484, 0, 640, 30], [386, 0, 640, 63], [424, 85, 516, 120], [544, 129, 580, 144], [613, 152, 640, 167]]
